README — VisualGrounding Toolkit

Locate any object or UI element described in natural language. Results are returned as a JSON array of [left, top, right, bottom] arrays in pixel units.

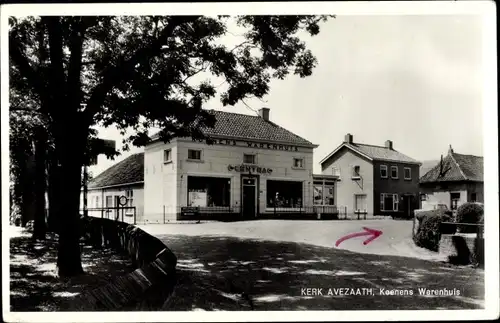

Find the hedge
[[414, 212, 453, 252], [456, 202, 484, 233]]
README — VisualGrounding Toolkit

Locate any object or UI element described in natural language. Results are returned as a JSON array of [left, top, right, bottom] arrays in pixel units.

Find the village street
[[140, 220, 485, 310]]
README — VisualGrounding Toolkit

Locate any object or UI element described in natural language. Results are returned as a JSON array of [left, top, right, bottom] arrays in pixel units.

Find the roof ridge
[[452, 151, 484, 159]]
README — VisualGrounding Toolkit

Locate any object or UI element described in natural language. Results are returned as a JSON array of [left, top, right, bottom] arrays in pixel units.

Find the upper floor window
[[293, 158, 304, 169], [352, 165, 360, 179], [391, 166, 399, 179], [470, 193, 477, 202], [404, 167, 411, 180], [331, 166, 341, 177], [243, 154, 256, 164], [188, 149, 202, 161], [164, 149, 172, 163], [380, 165, 388, 178]]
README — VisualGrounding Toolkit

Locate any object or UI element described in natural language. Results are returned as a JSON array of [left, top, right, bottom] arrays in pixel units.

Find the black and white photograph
[[2, 1, 498, 322]]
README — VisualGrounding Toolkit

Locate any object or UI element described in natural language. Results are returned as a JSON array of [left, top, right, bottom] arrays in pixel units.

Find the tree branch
[[83, 16, 200, 126], [44, 17, 67, 111], [9, 36, 46, 98]]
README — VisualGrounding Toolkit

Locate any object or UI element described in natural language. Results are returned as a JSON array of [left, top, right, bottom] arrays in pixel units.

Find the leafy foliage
[[456, 202, 484, 233], [10, 15, 332, 149], [414, 212, 454, 252]]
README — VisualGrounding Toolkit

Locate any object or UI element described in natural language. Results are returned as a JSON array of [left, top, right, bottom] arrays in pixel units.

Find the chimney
[[448, 144, 454, 154], [385, 140, 393, 150], [344, 133, 353, 144], [258, 107, 270, 121]]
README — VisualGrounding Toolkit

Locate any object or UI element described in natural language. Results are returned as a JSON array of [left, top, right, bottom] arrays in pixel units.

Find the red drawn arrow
[[335, 227, 383, 247]]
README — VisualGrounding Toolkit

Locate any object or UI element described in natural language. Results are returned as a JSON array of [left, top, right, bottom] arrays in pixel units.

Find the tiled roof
[[88, 153, 144, 189], [152, 110, 316, 147], [348, 143, 421, 164], [420, 152, 483, 183]]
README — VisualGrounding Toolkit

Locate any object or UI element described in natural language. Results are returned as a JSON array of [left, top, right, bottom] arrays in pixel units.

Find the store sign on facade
[[193, 138, 300, 152], [228, 165, 273, 175]]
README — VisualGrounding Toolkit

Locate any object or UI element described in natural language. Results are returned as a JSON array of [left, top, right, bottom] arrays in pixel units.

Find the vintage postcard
[[2, 1, 498, 322]]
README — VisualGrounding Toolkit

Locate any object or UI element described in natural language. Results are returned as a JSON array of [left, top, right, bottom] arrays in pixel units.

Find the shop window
[[96, 196, 100, 208], [313, 181, 335, 206], [243, 154, 256, 164], [380, 165, 388, 178], [164, 149, 172, 163], [391, 166, 399, 179], [293, 158, 304, 169], [404, 167, 411, 180], [188, 149, 202, 161], [470, 193, 477, 202], [267, 180, 303, 208], [187, 176, 230, 207], [380, 193, 399, 212]]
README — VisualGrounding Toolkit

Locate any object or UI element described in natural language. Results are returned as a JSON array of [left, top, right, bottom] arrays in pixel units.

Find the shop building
[[143, 108, 337, 221]]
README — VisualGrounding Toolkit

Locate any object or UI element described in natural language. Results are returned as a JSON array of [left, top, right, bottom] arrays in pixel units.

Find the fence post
[[134, 207, 136, 225], [163, 205, 166, 224], [101, 208, 104, 219]]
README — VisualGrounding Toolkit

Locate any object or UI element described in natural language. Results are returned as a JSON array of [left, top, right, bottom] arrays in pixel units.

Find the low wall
[[439, 233, 484, 267], [70, 217, 178, 310]]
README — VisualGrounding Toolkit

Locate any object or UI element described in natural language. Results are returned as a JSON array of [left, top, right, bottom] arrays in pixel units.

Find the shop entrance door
[[242, 177, 257, 218]]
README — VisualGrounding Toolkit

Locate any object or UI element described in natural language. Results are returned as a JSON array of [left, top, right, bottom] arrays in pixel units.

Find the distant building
[[320, 133, 421, 218], [82, 153, 144, 223], [419, 145, 483, 211]]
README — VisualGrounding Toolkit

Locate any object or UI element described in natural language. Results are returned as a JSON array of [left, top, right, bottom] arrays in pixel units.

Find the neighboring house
[[320, 133, 421, 218], [419, 146, 483, 211], [81, 153, 144, 223], [144, 108, 330, 221]]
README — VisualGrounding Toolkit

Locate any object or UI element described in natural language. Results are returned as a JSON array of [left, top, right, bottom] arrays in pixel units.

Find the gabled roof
[[88, 153, 144, 189], [320, 142, 421, 166], [420, 151, 483, 183], [151, 110, 317, 147]]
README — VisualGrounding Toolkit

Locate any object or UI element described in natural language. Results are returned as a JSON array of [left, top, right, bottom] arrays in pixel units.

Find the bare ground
[[9, 227, 134, 311]]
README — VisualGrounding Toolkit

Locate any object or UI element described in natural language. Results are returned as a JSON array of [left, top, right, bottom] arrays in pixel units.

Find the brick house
[[419, 145, 483, 211], [320, 133, 421, 218]]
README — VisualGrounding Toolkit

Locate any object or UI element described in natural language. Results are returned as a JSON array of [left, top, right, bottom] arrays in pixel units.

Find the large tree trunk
[[21, 148, 36, 227], [54, 128, 86, 277], [32, 127, 47, 240], [46, 152, 59, 233]]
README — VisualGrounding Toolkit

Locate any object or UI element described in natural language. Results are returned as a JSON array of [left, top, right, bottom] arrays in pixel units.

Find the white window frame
[[125, 189, 134, 207], [391, 166, 399, 179], [380, 165, 388, 178], [243, 154, 257, 164], [96, 196, 100, 208], [380, 193, 399, 212], [352, 165, 361, 179], [187, 149, 202, 161], [163, 149, 172, 163], [404, 167, 411, 180], [293, 158, 305, 169]]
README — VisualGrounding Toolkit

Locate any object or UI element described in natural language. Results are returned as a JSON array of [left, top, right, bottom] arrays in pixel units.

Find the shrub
[[456, 202, 484, 233], [414, 212, 453, 252]]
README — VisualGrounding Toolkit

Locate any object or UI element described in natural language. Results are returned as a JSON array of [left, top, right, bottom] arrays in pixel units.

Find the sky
[[89, 14, 485, 176]]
